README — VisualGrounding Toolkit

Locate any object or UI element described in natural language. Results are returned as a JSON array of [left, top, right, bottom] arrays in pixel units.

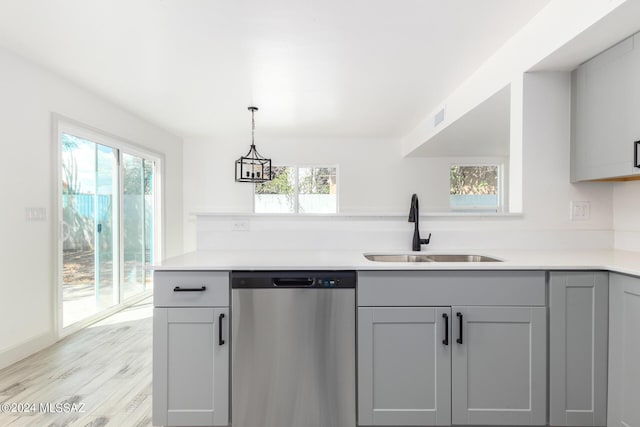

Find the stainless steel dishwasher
[[231, 271, 356, 427]]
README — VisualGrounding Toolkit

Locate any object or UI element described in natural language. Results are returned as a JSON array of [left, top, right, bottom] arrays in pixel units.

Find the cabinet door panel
[[153, 307, 229, 427], [451, 306, 546, 425], [573, 36, 639, 181], [549, 272, 608, 426], [608, 274, 640, 427], [358, 307, 451, 426]]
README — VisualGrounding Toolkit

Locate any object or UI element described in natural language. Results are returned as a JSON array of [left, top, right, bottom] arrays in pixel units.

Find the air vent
[[434, 108, 445, 127]]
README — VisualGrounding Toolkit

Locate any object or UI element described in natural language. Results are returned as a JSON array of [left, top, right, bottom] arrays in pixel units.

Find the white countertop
[[154, 249, 640, 277]]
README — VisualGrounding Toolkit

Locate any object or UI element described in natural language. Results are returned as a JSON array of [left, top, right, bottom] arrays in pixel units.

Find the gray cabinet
[[572, 33, 640, 182], [153, 271, 230, 427], [357, 271, 547, 426], [451, 306, 546, 425], [549, 272, 608, 426], [358, 307, 451, 426], [608, 273, 640, 427], [153, 308, 229, 426]]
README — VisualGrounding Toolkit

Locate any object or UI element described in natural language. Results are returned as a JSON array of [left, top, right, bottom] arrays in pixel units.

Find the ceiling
[[0, 0, 551, 139]]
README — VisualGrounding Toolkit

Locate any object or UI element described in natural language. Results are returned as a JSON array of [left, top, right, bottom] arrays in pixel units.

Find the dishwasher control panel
[[231, 270, 356, 288]]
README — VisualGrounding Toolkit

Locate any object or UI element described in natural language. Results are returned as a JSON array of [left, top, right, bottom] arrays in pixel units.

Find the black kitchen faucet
[[408, 193, 431, 251]]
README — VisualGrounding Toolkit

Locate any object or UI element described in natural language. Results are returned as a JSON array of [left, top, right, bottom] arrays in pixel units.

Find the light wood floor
[[0, 298, 153, 427]]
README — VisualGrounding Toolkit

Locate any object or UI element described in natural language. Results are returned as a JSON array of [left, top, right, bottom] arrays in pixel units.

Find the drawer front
[[154, 271, 229, 307], [358, 271, 546, 307]]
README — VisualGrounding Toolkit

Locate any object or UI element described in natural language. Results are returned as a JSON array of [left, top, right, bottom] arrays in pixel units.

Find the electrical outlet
[[570, 201, 590, 221], [25, 207, 46, 221], [231, 219, 250, 232]]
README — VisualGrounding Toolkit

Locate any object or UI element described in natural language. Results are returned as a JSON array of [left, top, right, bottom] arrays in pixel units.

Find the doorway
[[57, 120, 160, 331]]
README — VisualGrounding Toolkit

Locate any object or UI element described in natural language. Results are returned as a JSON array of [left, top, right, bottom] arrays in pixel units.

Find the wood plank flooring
[[0, 298, 153, 427]]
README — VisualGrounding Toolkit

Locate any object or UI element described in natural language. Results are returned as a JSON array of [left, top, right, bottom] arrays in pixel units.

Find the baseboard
[[0, 331, 56, 371]]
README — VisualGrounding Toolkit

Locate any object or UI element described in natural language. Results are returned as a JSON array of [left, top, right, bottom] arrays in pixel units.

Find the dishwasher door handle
[[273, 278, 314, 287]]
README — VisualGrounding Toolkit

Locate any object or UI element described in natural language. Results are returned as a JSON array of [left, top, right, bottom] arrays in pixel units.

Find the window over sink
[[450, 164, 502, 212], [254, 166, 338, 214]]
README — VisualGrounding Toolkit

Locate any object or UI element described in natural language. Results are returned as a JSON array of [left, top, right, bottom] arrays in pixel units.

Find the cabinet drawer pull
[[218, 313, 225, 346], [442, 313, 449, 345], [456, 312, 463, 344], [635, 140, 640, 168], [173, 286, 207, 292]]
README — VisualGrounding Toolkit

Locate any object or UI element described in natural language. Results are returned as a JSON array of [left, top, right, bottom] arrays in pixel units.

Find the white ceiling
[[0, 0, 551, 139]]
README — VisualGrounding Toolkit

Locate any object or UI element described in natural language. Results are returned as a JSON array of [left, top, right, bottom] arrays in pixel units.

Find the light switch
[[25, 207, 47, 221]]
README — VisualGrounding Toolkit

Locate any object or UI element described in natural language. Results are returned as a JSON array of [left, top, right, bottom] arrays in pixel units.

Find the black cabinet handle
[[173, 286, 206, 292], [218, 313, 225, 346], [442, 313, 449, 345], [456, 312, 463, 344], [635, 140, 640, 168]]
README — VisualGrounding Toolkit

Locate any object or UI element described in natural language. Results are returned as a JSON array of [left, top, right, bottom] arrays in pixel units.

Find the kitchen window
[[450, 164, 501, 211], [254, 166, 337, 214]]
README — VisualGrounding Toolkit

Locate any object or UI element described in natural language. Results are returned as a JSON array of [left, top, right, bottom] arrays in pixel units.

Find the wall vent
[[434, 108, 445, 127]]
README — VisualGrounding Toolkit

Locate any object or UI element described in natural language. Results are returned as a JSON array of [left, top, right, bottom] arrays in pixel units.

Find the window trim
[[449, 162, 503, 212], [252, 164, 339, 214]]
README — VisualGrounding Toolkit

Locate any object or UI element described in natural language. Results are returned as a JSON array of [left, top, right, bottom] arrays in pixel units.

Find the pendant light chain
[[251, 108, 255, 147]]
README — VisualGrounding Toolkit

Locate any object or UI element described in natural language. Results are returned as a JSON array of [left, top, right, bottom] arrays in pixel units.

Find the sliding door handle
[[456, 312, 463, 344], [218, 313, 225, 346], [442, 313, 449, 345]]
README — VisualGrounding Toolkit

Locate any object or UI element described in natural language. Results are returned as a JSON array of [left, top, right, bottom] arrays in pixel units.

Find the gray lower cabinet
[[153, 307, 229, 427], [451, 306, 547, 426], [357, 271, 547, 426], [608, 273, 640, 427], [549, 272, 609, 426], [358, 307, 451, 426], [357, 305, 546, 426]]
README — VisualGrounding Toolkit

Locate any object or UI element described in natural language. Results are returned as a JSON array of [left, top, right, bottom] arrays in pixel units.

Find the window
[[450, 165, 501, 211], [254, 166, 337, 214]]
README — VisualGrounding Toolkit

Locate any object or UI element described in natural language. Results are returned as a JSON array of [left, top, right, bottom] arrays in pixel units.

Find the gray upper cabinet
[[549, 272, 608, 426], [451, 306, 547, 426], [608, 273, 640, 427], [358, 307, 452, 426], [572, 33, 640, 182]]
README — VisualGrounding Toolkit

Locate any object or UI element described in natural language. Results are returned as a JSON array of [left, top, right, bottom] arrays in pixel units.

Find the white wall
[[183, 135, 503, 251], [403, 0, 633, 156], [0, 47, 183, 369], [186, 73, 614, 253], [613, 181, 640, 251]]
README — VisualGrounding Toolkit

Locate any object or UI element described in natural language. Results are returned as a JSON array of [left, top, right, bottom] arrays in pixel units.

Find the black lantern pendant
[[235, 106, 272, 183]]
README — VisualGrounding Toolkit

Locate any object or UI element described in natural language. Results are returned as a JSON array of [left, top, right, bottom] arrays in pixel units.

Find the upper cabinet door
[[358, 306, 452, 426], [451, 306, 546, 425], [573, 35, 640, 181]]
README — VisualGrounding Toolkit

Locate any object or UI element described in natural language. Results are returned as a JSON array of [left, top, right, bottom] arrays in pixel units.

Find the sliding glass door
[[122, 153, 154, 299], [59, 125, 158, 330]]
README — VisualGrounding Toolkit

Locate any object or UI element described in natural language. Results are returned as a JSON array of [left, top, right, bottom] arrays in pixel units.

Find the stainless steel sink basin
[[364, 254, 502, 262]]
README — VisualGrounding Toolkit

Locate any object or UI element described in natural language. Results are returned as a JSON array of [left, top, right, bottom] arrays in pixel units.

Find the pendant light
[[235, 106, 272, 183]]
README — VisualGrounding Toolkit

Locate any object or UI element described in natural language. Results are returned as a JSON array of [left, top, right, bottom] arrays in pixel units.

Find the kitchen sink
[[364, 254, 503, 262]]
